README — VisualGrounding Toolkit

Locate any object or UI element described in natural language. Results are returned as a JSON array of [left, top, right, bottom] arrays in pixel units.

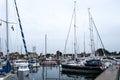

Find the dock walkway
[[95, 65, 119, 80]]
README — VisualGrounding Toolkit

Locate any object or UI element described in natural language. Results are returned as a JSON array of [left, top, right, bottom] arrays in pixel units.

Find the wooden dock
[[95, 65, 120, 80]]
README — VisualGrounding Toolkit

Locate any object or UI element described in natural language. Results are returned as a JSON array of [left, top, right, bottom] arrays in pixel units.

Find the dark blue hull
[[61, 64, 103, 74]]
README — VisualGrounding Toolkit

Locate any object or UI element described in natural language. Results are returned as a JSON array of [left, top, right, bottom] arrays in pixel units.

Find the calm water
[[29, 65, 99, 80]]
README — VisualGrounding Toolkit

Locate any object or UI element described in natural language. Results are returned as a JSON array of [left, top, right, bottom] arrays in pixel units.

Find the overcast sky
[[0, 0, 120, 54]]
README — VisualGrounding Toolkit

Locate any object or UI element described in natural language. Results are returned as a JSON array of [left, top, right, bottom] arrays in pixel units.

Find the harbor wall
[[95, 65, 120, 80]]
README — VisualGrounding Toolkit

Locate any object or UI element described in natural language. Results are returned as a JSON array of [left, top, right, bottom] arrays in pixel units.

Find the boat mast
[[74, 1, 77, 59], [6, 0, 9, 60], [64, 8, 74, 58], [14, 0, 28, 55], [88, 8, 96, 57], [45, 34, 47, 55], [45, 34, 47, 80], [84, 32, 86, 54], [89, 10, 106, 57]]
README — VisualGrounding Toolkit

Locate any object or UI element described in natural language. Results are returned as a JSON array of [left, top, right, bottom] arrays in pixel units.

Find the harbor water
[[29, 65, 99, 80]]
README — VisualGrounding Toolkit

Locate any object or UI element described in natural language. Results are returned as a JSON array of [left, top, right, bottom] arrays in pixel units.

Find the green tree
[[46, 54, 50, 58], [56, 50, 62, 59], [96, 48, 110, 56]]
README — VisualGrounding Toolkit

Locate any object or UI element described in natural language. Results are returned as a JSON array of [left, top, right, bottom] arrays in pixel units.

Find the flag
[[11, 26, 14, 31]]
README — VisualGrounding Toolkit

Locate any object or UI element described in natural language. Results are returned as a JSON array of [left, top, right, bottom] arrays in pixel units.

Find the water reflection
[[30, 67, 39, 73], [61, 71, 98, 80], [29, 65, 99, 80]]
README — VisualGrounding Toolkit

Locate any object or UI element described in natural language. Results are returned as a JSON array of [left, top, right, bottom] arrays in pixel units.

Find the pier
[[95, 65, 120, 80]]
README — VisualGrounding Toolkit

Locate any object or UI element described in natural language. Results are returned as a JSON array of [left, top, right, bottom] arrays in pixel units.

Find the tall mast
[[45, 34, 47, 55], [14, 0, 28, 55], [6, 0, 9, 60], [84, 32, 86, 54], [74, 1, 77, 59], [88, 8, 95, 57], [45, 34, 47, 80], [89, 10, 106, 57]]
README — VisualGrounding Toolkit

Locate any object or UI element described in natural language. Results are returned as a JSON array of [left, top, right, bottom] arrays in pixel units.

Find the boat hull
[[61, 64, 103, 74]]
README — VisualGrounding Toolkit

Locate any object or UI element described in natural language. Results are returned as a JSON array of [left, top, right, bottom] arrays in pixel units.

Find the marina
[[0, 62, 120, 80], [0, 0, 120, 80]]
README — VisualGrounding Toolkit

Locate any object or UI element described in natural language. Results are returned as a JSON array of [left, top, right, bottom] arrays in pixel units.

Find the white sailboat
[[1, 0, 30, 79], [42, 34, 57, 65], [61, 2, 106, 74], [13, 0, 30, 80], [0, 0, 18, 80], [0, 0, 12, 74]]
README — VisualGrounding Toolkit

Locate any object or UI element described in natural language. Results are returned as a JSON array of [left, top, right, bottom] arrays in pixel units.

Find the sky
[[0, 0, 120, 54]]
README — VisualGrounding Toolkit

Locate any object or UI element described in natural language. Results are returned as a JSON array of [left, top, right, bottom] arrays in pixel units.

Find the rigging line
[[0, 19, 17, 24], [64, 8, 74, 54], [91, 17, 106, 57], [88, 8, 106, 57]]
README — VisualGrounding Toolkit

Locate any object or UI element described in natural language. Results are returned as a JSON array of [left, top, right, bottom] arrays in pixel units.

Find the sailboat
[[61, 2, 106, 74], [41, 34, 57, 66], [0, 0, 19, 79], [0, 0, 29, 79], [0, 0, 11, 74]]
